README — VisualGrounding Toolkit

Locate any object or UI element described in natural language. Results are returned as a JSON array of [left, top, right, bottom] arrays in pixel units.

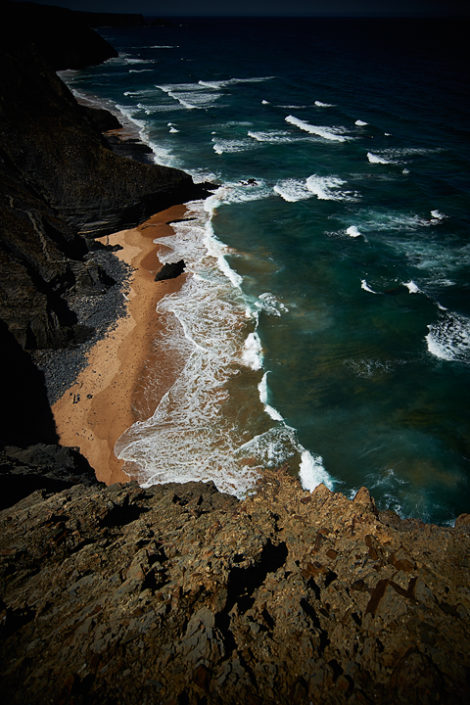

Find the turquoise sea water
[[63, 18, 470, 523]]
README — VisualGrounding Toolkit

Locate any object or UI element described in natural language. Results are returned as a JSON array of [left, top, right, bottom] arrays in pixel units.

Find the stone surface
[[0, 443, 97, 510], [1, 470, 469, 705], [155, 260, 186, 282], [0, 3, 210, 353]]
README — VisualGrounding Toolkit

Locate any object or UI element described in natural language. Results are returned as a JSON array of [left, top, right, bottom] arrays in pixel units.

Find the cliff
[[0, 2, 208, 357], [1, 469, 469, 704]]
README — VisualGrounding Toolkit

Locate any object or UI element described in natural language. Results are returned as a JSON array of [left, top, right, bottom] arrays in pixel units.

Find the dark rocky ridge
[[0, 2, 209, 357], [1, 470, 469, 704]]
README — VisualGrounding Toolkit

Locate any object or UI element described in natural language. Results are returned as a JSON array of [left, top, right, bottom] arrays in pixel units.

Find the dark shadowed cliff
[[0, 2, 208, 355]]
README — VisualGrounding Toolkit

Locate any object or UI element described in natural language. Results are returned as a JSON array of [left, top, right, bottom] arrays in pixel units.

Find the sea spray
[[115, 194, 334, 497]]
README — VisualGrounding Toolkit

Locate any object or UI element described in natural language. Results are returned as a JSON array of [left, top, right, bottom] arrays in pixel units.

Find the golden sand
[[52, 205, 187, 485]]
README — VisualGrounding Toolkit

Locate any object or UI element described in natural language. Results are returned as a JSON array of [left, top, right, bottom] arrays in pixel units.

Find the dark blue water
[[63, 18, 470, 523]]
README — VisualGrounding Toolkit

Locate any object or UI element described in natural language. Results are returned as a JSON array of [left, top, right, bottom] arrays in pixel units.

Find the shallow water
[[63, 17, 470, 523]]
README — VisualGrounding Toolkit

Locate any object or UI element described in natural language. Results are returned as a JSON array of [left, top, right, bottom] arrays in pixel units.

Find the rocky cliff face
[[0, 2, 207, 355], [1, 469, 469, 705]]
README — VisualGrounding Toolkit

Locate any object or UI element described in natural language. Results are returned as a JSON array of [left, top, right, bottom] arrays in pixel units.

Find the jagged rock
[[0, 443, 98, 509], [0, 3, 210, 353], [155, 260, 186, 282], [0, 319, 58, 446], [81, 105, 122, 133], [0, 469, 469, 704]]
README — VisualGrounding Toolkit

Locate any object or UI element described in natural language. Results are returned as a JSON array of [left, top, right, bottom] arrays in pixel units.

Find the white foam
[[367, 151, 394, 165], [350, 209, 432, 232], [129, 68, 153, 74], [430, 209, 447, 221], [157, 82, 223, 109], [273, 178, 313, 202], [123, 89, 156, 96], [361, 279, 377, 294], [198, 76, 275, 89], [346, 225, 362, 238], [261, 99, 270, 104], [209, 181, 272, 204], [315, 100, 334, 107], [212, 137, 257, 155], [306, 174, 360, 201], [114, 104, 177, 167], [242, 332, 263, 370], [299, 450, 332, 492], [248, 130, 296, 143], [151, 45, 179, 48], [355, 119, 368, 126], [255, 292, 289, 317], [426, 312, 470, 363], [368, 146, 440, 166], [115, 196, 333, 497], [258, 373, 284, 421], [402, 280, 421, 294], [286, 115, 352, 142]]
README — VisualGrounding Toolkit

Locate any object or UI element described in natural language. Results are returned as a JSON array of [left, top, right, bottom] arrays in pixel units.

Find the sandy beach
[[52, 205, 187, 485]]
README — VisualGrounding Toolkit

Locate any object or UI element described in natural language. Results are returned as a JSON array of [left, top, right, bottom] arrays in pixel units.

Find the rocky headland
[[0, 4, 469, 704]]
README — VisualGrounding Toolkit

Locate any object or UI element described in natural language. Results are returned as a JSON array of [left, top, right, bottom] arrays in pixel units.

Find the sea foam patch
[[367, 146, 440, 166], [157, 82, 224, 109], [248, 130, 300, 144], [361, 279, 378, 294], [274, 174, 359, 202], [198, 75, 275, 89], [346, 225, 362, 238], [402, 280, 421, 294], [273, 178, 313, 202], [115, 192, 333, 497], [286, 115, 353, 142], [306, 174, 360, 201], [212, 137, 258, 155], [367, 151, 396, 165], [426, 312, 470, 364]]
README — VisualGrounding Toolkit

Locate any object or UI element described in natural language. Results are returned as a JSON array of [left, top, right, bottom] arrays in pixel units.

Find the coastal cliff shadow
[[0, 319, 58, 447]]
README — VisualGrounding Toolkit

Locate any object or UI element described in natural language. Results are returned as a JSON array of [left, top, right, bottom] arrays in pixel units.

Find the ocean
[[61, 17, 470, 524]]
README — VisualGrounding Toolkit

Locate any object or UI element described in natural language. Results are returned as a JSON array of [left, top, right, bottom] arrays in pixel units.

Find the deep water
[[62, 17, 470, 523]]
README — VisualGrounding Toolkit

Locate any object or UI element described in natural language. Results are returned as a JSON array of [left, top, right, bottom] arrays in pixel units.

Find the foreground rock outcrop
[[1, 470, 469, 705]]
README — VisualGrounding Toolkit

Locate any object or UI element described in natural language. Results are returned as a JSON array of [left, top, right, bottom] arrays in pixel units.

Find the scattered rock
[[155, 260, 186, 282]]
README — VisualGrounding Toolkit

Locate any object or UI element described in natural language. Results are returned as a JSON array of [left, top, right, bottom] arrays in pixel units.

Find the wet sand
[[52, 205, 187, 485]]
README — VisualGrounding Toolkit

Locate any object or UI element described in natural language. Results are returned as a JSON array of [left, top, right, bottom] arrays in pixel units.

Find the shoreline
[[52, 204, 187, 485]]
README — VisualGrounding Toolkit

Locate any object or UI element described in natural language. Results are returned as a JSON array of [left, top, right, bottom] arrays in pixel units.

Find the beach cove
[[52, 205, 188, 485]]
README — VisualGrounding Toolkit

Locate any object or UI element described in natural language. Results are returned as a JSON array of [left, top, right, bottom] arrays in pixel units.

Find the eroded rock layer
[[1, 470, 469, 705], [0, 2, 208, 353]]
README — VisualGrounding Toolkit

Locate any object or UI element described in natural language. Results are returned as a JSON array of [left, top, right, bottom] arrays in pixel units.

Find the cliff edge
[[1, 469, 469, 704], [0, 2, 207, 355]]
